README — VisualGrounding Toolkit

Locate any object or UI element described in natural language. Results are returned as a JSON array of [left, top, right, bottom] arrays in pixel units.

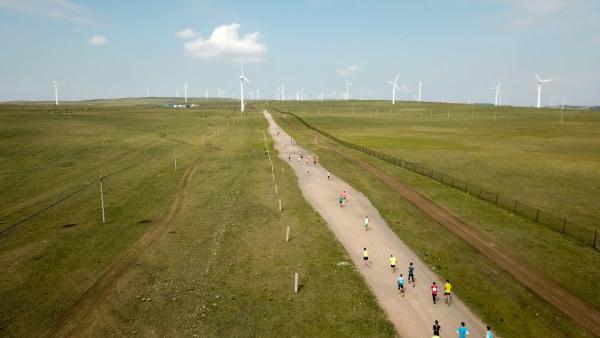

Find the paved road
[[265, 111, 486, 338]]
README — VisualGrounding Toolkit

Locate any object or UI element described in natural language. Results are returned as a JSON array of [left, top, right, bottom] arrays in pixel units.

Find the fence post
[[173, 145, 177, 170], [562, 218, 567, 233], [594, 229, 598, 249], [495, 193, 499, 204], [279, 199, 282, 212], [275, 184, 278, 195], [99, 174, 106, 224], [513, 200, 518, 212], [286, 226, 290, 242], [294, 272, 299, 293], [535, 208, 540, 222]]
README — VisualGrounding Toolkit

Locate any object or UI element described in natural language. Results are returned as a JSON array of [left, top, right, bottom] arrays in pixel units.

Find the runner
[[364, 216, 369, 231], [389, 254, 397, 273], [444, 279, 452, 306], [408, 262, 415, 286], [314, 158, 317, 166], [431, 282, 438, 306], [307, 169, 310, 176], [485, 326, 493, 338], [397, 273, 405, 296], [456, 322, 469, 338], [338, 194, 344, 208], [342, 190, 347, 201], [363, 248, 370, 267], [432, 320, 441, 336], [327, 171, 331, 180]]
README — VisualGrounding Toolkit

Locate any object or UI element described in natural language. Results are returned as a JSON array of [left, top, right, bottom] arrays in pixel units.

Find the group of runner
[[288, 152, 318, 175], [309, 146, 493, 337]]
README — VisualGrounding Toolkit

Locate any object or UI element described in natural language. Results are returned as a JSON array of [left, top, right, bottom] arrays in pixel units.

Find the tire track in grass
[[45, 158, 200, 338]]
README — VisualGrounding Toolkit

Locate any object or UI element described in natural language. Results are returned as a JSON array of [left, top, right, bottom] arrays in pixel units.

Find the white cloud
[[176, 28, 199, 39], [0, 0, 91, 24], [337, 64, 359, 76], [88, 35, 108, 45], [180, 23, 266, 63]]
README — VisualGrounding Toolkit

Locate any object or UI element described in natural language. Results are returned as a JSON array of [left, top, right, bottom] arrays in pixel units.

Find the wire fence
[[270, 103, 599, 250]]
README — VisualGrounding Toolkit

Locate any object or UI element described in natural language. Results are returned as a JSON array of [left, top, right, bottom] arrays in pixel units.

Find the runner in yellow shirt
[[444, 279, 452, 306], [389, 254, 397, 273], [363, 248, 370, 267]]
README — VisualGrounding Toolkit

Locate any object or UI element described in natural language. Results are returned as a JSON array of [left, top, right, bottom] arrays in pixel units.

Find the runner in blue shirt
[[456, 322, 469, 338], [485, 326, 493, 338], [397, 274, 405, 296]]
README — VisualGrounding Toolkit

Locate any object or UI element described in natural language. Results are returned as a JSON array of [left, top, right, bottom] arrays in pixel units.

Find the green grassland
[[271, 101, 600, 337], [273, 100, 600, 239], [0, 101, 394, 337]]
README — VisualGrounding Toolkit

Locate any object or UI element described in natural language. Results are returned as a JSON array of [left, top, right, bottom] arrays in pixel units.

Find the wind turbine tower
[[490, 82, 502, 106], [386, 73, 400, 104], [345, 81, 352, 100], [239, 65, 250, 112], [52, 80, 59, 105], [418, 81, 422, 102], [184, 83, 188, 103], [535, 73, 552, 108]]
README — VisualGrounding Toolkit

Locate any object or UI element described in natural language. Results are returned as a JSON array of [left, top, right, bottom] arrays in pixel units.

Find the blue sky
[[0, 0, 599, 106]]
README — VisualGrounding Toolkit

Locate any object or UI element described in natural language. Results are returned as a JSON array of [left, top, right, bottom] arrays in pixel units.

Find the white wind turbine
[[535, 73, 552, 108], [184, 83, 188, 103], [52, 80, 59, 105], [490, 82, 502, 106], [418, 81, 422, 102], [386, 73, 400, 104], [239, 64, 250, 112], [345, 81, 352, 100]]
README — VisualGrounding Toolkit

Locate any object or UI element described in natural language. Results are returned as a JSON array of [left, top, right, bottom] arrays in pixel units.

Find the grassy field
[[0, 101, 394, 337], [271, 101, 600, 337], [272, 100, 600, 241]]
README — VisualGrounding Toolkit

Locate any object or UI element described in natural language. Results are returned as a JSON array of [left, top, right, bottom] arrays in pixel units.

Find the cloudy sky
[[0, 0, 599, 106]]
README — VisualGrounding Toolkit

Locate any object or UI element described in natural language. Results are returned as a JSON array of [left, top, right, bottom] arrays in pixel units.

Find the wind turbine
[[256, 88, 260, 101], [386, 73, 400, 104], [345, 81, 352, 100], [418, 81, 422, 102], [490, 82, 502, 106], [205, 89, 209, 99], [535, 73, 552, 108], [184, 83, 188, 103], [145, 87, 149, 98], [239, 64, 250, 112], [52, 80, 59, 105]]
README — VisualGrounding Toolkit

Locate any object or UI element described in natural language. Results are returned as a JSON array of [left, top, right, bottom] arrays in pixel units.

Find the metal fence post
[[535, 209, 540, 222], [593, 229, 597, 249], [562, 218, 567, 233], [495, 193, 499, 204], [513, 200, 518, 212]]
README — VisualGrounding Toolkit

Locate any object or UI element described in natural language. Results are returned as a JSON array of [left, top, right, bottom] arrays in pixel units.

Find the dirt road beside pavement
[[264, 111, 486, 338]]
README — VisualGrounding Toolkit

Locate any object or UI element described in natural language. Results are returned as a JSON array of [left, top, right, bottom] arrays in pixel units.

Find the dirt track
[[281, 112, 600, 336], [265, 111, 486, 337], [45, 159, 199, 338]]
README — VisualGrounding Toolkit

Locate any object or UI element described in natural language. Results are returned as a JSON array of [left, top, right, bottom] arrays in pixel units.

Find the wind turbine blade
[[534, 73, 542, 82], [393, 72, 400, 83]]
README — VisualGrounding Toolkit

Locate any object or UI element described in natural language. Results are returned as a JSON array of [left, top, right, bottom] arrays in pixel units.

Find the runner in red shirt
[[431, 282, 439, 306]]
